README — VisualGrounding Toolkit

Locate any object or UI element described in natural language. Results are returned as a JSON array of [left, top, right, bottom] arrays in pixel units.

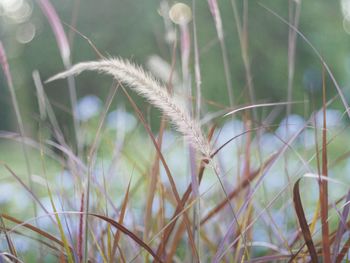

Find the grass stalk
[[0, 42, 36, 217], [208, 0, 234, 106]]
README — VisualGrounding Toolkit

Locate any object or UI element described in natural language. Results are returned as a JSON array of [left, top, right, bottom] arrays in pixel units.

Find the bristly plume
[[47, 58, 211, 158]]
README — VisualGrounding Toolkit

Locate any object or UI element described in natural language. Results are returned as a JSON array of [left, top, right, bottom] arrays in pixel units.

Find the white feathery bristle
[[47, 58, 211, 158]]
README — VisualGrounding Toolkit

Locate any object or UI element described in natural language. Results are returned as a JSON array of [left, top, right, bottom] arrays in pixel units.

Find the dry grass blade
[[144, 116, 167, 243], [111, 177, 132, 259], [224, 101, 305, 117], [78, 192, 84, 263], [0, 253, 24, 263], [0, 216, 18, 259], [335, 236, 350, 263], [166, 217, 187, 263], [332, 190, 350, 261], [89, 227, 108, 263], [1, 227, 67, 255], [89, 213, 163, 263], [320, 67, 331, 263], [1, 214, 73, 252], [292, 178, 318, 262]]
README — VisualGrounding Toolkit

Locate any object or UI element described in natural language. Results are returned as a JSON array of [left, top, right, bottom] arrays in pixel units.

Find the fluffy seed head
[[47, 58, 211, 158]]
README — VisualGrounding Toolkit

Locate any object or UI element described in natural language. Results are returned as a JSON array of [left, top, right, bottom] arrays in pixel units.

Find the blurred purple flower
[[276, 114, 305, 140], [106, 108, 137, 133], [76, 95, 102, 121], [315, 109, 343, 128]]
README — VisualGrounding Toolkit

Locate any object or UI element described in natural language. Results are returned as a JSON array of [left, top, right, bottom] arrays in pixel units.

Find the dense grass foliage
[[1, 1, 350, 262]]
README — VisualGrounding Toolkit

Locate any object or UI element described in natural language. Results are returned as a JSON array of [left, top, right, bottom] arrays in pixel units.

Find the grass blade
[[46, 184, 74, 263], [77, 192, 84, 263], [90, 213, 163, 263], [320, 67, 331, 263], [1, 214, 73, 252], [144, 116, 167, 243], [37, 0, 80, 153], [292, 178, 318, 262], [0, 41, 35, 216], [208, 0, 234, 105], [336, 236, 350, 263], [0, 216, 18, 259], [332, 190, 350, 262], [111, 177, 132, 259]]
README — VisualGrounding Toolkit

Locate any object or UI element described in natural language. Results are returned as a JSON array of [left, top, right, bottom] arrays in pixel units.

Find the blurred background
[[1, 0, 350, 134]]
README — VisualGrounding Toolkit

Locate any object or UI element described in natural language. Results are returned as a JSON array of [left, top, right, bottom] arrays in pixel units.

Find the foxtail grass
[[47, 58, 212, 160], [2, 2, 350, 263]]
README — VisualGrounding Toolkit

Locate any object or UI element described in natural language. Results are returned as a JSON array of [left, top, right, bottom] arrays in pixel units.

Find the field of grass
[[1, 1, 350, 262]]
